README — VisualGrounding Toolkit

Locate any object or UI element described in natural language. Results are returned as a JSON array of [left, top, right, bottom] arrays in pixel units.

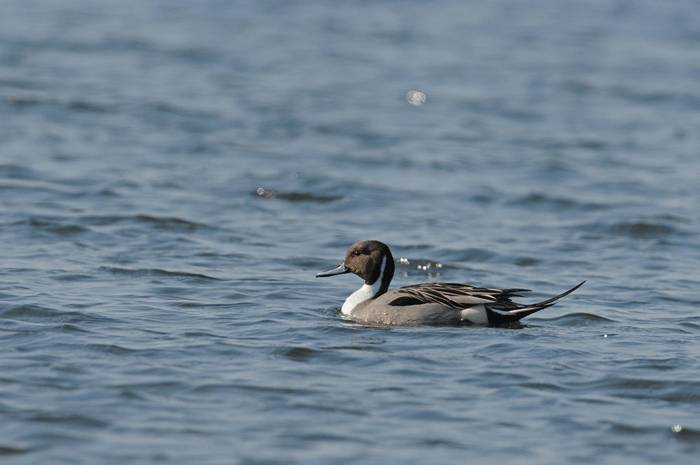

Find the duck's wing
[[390, 282, 531, 310]]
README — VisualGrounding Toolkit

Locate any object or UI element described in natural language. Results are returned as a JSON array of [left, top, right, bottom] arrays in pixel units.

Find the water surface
[[2, 1, 700, 464]]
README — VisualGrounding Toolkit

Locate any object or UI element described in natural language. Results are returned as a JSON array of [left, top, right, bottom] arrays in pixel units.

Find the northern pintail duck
[[317, 240, 584, 326]]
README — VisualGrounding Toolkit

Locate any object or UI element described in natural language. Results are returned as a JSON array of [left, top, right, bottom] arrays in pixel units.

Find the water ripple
[[610, 222, 676, 239], [281, 346, 320, 362], [99, 267, 220, 281], [0, 304, 113, 324], [253, 187, 342, 203], [0, 444, 32, 456], [545, 313, 613, 326], [29, 413, 108, 429]]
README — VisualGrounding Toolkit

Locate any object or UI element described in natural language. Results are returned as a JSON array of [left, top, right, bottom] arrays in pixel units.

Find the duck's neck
[[341, 256, 391, 315]]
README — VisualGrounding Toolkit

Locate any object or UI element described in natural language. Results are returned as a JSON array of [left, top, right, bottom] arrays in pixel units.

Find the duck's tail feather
[[486, 281, 585, 324]]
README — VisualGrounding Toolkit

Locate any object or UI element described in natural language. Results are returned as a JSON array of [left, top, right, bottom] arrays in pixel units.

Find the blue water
[[2, 0, 700, 463]]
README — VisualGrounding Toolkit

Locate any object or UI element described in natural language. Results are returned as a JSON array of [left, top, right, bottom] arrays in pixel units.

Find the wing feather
[[391, 282, 529, 310]]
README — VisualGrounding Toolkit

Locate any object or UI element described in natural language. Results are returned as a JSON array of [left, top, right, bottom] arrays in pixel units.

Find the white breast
[[341, 256, 387, 315]]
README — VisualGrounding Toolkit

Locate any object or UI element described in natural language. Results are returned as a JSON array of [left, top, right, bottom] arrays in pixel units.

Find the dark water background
[[2, 1, 700, 463]]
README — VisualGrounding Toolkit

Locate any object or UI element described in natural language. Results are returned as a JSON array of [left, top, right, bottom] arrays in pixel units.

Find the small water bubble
[[289, 172, 299, 181], [255, 187, 275, 199], [435, 263, 443, 269], [406, 90, 426, 106], [672, 425, 682, 433], [603, 334, 608, 338], [397, 257, 410, 265]]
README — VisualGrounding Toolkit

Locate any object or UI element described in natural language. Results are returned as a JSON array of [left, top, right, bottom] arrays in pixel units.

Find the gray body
[[351, 292, 463, 326]]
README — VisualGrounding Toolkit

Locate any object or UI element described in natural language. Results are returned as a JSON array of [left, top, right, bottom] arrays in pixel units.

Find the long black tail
[[486, 281, 585, 324]]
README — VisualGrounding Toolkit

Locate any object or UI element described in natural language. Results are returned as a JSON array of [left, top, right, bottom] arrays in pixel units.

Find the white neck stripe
[[341, 255, 387, 315], [374, 255, 387, 291]]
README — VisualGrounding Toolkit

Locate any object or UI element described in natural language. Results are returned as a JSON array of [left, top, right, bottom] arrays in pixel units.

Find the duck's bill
[[316, 262, 350, 278]]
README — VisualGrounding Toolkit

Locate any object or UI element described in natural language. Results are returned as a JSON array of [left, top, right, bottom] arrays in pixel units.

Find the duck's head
[[317, 240, 395, 288]]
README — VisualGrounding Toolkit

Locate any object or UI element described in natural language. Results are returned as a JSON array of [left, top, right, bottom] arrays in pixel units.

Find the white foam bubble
[[406, 90, 426, 106]]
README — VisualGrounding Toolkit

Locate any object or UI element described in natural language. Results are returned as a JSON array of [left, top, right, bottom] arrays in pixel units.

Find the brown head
[[343, 240, 394, 284], [317, 240, 395, 292]]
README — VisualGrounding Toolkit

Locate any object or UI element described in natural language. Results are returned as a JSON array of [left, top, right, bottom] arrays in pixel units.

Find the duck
[[317, 240, 584, 326]]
